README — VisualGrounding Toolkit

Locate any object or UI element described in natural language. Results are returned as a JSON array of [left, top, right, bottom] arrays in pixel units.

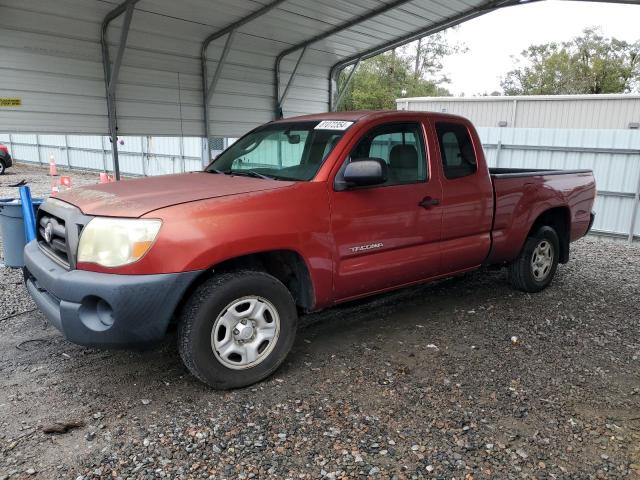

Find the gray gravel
[[1, 163, 639, 479]]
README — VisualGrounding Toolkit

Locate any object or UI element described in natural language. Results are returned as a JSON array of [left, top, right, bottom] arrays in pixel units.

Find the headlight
[[77, 218, 162, 267]]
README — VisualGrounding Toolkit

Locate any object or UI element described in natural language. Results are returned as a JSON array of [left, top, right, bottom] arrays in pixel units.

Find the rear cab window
[[435, 122, 477, 180]]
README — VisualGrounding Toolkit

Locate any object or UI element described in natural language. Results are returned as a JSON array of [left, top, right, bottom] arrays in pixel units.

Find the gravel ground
[[1, 163, 639, 479]]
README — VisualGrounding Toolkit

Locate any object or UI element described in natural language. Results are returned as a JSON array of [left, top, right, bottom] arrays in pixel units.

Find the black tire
[[508, 226, 560, 293], [0, 159, 5, 175], [178, 270, 297, 389]]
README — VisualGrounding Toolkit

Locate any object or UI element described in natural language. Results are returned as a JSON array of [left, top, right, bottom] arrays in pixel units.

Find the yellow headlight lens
[[77, 218, 162, 267]]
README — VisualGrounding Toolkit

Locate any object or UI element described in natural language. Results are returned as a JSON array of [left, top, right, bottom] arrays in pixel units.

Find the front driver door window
[[337, 123, 427, 187]]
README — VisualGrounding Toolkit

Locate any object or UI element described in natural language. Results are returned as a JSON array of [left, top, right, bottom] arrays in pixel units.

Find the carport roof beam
[[274, 0, 416, 117], [276, 0, 416, 62], [331, 0, 533, 74], [327, 0, 533, 109], [108, 1, 136, 97], [205, 30, 236, 105]]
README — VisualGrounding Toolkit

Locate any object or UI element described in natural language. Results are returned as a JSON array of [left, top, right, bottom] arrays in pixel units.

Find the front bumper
[[23, 240, 202, 347]]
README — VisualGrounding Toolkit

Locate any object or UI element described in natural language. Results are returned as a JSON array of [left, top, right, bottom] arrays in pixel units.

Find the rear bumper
[[23, 240, 202, 347]]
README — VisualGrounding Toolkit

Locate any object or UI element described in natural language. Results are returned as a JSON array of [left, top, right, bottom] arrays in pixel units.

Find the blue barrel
[[0, 198, 44, 268]]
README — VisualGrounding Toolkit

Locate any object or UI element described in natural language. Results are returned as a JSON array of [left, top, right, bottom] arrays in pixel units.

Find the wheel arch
[[527, 206, 571, 264], [177, 249, 316, 317]]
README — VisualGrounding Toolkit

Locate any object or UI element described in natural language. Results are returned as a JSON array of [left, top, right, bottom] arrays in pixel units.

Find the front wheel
[[508, 226, 560, 293], [0, 159, 5, 175], [178, 271, 298, 389]]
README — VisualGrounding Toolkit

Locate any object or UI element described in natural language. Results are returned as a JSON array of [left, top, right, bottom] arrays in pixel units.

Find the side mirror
[[286, 134, 300, 145], [337, 158, 388, 190]]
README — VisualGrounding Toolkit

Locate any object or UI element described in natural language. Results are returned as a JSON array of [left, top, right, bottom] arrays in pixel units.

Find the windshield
[[207, 120, 353, 181]]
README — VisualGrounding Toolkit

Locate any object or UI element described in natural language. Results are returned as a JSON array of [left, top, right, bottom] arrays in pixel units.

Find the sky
[[434, 0, 640, 96]]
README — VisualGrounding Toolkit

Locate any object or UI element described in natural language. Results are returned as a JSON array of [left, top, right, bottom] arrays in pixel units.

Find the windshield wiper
[[230, 170, 274, 180]]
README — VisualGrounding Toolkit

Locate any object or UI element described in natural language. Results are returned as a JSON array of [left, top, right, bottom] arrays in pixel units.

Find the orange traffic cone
[[51, 177, 59, 196], [60, 176, 72, 191], [49, 155, 58, 176]]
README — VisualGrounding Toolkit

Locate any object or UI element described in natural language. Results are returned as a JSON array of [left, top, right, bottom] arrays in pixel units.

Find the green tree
[[337, 33, 462, 111], [501, 28, 640, 95], [406, 32, 466, 84], [337, 53, 448, 111]]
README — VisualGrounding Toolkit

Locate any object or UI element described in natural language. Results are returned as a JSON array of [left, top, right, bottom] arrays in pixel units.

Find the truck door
[[330, 121, 443, 301], [431, 120, 494, 273]]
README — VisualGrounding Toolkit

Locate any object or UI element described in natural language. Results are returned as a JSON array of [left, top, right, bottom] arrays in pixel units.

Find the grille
[[35, 200, 91, 270], [38, 212, 70, 267]]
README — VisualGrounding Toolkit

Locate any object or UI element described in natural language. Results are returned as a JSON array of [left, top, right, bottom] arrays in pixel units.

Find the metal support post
[[64, 134, 71, 168], [495, 141, 502, 168], [101, 0, 139, 180], [629, 165, 640, 243], [35, 134, 42, 164], [200, 0, 287, 165], [101, 136, 108, 172], [202, 29, 236, 165], [275, 46, 307, 119], [332, 58, 361, 112]]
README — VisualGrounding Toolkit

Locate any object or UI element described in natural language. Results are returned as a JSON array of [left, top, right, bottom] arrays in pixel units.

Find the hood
[[56, 172, 293, 217]]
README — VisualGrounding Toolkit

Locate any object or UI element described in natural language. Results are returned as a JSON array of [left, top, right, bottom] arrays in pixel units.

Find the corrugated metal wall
[[2, 128, 638, 241], [397, 95, 640, 129], [0, 0, 335, 137], [3, 0, 502, 138]]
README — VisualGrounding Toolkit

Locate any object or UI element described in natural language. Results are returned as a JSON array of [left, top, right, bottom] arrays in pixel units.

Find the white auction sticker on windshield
[[314, 120, 354, 130]]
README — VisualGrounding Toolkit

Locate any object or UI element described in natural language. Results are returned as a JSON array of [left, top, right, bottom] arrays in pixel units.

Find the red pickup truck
[[24, 111, 595, 388], [0, 143, 13, 174]]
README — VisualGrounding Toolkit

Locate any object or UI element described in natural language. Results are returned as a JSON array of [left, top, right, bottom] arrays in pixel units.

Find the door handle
[[418, 197, 440, 208]]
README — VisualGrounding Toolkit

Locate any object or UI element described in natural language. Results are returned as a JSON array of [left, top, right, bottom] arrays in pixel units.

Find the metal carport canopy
[[2, 1, 637, 154], [2, 0, 531, 137]]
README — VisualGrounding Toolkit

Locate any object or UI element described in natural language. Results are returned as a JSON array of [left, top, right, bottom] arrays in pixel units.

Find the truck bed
[[487, 168, 596, 265]]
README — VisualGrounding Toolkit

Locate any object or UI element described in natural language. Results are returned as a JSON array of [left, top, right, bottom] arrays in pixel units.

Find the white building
[[396, 94, 640, 130]]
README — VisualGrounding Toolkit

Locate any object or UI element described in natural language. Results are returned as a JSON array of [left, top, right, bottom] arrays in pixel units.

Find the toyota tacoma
[[23, 111, 596, 389]]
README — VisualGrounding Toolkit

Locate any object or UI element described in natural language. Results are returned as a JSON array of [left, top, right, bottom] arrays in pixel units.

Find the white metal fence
[[1, 128, 639, 242], [477, 127, 640, 243], [0, 133, 210, 176]]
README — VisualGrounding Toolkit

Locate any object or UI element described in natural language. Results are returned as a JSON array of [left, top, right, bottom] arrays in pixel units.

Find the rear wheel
[[178, 270, 297, 389], [508, 226, 560, 293], [0, 159, 5, 175]]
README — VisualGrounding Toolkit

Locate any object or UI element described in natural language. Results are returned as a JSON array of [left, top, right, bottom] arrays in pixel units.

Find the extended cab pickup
[[24, 111, 596, 388]]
